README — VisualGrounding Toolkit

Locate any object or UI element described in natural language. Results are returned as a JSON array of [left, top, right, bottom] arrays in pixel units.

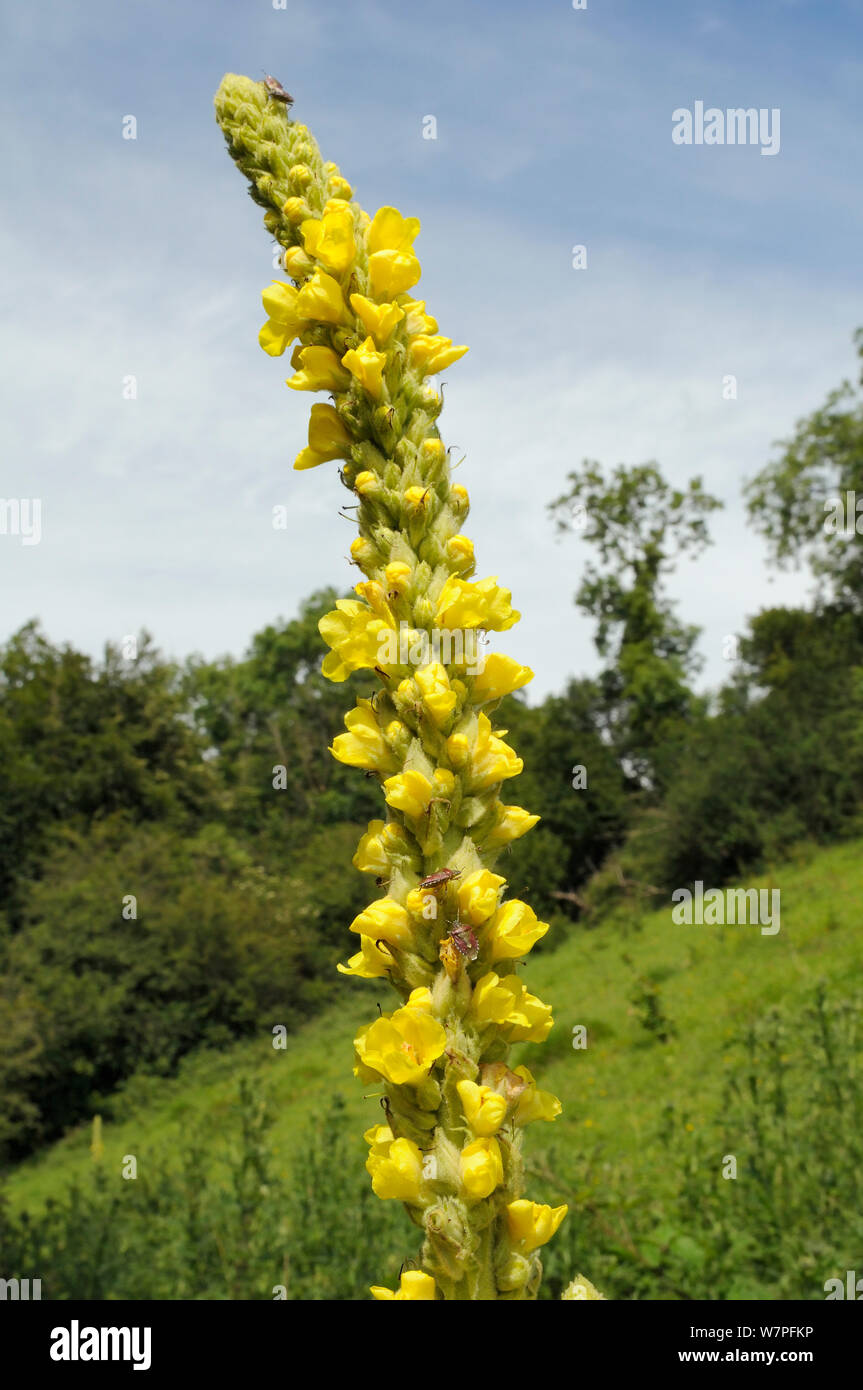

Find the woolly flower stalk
[[215, 73, 597, 1302]]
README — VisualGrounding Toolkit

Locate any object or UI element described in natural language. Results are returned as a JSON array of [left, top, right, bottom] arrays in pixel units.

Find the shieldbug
[[419, 867, 461, 891], [261, 72, 294, 105], [448, 921, 479, 961]]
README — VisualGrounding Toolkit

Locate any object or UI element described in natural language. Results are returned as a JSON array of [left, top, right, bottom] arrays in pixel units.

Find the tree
[[745, 327, 863, 610], [183, 589, 380, 847], [0, 622, 214, 922], [549, 462, 722, 787]]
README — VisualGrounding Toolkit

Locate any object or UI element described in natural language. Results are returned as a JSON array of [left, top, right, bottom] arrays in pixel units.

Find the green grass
[[6, 837, 860, 1220]]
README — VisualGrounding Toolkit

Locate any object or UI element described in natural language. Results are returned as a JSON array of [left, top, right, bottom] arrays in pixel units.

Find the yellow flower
[[286, 345, 351, 392], [365, 1122, 392, 1151], [350, 293, 405, 344], [342, 336, 388, 400], [472, 971, 526, 1026], [355, 1001, 446, 1086], [456, 1080, 508, 1136], [354, 579, 396, 622], [295, 268, 352, 325], [485, 900, 549, 961], [294, 403, 353, 472], [456, 869, 506, 926], [415, 662, 457, 727], [471, 972, 553, 1042], [301, 201, 357, 274], [383, 769, 434, 819], [409, 334, 470, 375], [485, 803, 540, 849], [349, 896, 414, 948], [319, 598, 395, 680], [505, 1199, 568, 1253], [330, 701, 398, 774], [465, 713, 523, 790], [402, 298, 438, 335], [507, 989, 553, 1043], [370, 1271, 436, 1301], [369, 206, 421, 256], [365, 1127, 426, 1203], [367, 206, 422, 298], [259, 280, 304, 357], [337, 935, 394, 979], [512, 1066, 562, 1125], [352, 819, 407, 875], [472, 654, 534, 702], [405, 886, 435, 918], [406, 986, 434, 1012], [370, 252, 421, 298], [435, 576, 520, 632], [460, 1136, 504, 1200]]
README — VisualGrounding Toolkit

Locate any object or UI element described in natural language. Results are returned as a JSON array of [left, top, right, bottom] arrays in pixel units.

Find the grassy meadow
[[3, 838, 860, 1300]]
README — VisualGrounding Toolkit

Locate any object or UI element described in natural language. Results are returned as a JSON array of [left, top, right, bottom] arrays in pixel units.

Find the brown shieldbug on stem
[[261, 72, 294, 105], [418, 867, 461, 891], [447, 920, 479, 962]]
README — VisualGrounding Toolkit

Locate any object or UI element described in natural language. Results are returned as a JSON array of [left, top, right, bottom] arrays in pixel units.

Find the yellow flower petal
[[341, 336, 388, 400], [506, 1200, 568, 1253], [350, 293, 405, 344], [368, 206, 421, 255]]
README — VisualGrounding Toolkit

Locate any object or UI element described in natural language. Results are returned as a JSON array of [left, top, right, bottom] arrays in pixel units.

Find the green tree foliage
[[0, 601, 382, 1158], [549, 462, 722, 787], [0, 818, 370, 1158], [183, 589, 379, 846], [499, 681, 630, 917], [745, 328, 863, 609], [0, 623, 214, 924]]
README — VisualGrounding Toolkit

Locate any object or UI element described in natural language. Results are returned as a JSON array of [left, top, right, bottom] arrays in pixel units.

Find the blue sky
[[2, 0, 862, 696]]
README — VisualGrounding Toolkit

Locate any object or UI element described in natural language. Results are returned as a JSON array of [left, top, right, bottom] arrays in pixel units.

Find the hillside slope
[[6, 838, 860, 1219]]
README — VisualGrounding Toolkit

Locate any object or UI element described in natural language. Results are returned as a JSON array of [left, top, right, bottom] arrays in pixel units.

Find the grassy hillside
[[6, 838, 859, 1208], [3, 834, 856, 1301]]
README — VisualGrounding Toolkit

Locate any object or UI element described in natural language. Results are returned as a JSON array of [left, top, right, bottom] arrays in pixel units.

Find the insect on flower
[[447, 920, 479, 961], [261, 72, 294, 105], [419, 867, 461, 891]]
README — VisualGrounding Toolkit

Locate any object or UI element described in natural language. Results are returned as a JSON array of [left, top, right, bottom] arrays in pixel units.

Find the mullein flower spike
[[215, 73, 601, 1302]]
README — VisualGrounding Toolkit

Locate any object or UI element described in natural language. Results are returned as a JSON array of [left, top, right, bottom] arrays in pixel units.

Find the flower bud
[[328, 174, 353, 200], [350, 535, 379, 569], [284, 245, 315, 278], [282, 196, 310, 224], [354, 471, 380, 497], [447, 534, 475, 570]]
